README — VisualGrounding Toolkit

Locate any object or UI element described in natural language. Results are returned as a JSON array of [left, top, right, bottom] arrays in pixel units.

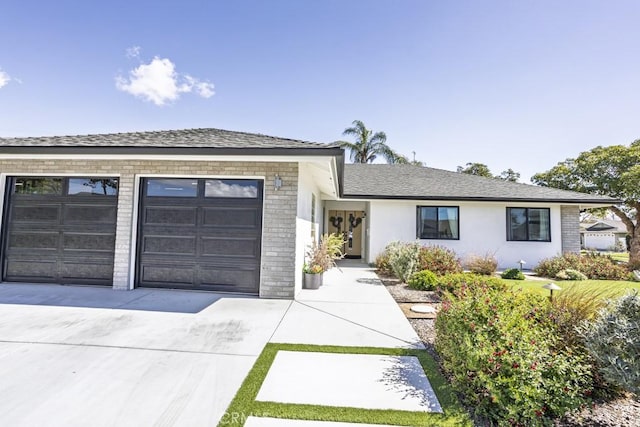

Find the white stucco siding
[[368, 200, 563, 269], [583, 233, 617, 250], [295, 166, 323, 293]]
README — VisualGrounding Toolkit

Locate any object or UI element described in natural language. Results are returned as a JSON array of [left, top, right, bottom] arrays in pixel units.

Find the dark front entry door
[[2, 177, 119, 285], [136, 178, 263, 293]]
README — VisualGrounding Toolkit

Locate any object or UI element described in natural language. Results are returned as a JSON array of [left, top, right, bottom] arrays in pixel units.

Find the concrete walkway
[[272, 260, 424, 349], [0, 261, 431, 426]]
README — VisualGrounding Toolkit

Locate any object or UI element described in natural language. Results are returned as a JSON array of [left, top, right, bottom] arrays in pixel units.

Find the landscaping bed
[[381, 273, 640, 427]]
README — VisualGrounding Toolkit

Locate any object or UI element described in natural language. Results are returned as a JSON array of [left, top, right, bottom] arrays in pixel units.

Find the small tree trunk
[[629, 228, 640, 270]]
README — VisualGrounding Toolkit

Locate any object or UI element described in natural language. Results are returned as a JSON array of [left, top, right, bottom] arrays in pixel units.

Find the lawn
[[503, 278, 640, 297], [219, 343, 472, 427]]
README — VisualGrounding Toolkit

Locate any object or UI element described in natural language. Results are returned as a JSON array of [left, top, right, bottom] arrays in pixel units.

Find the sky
[[1, 0, 639, 182]]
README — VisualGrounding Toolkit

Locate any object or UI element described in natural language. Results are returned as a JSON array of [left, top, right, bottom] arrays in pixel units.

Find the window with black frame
[[507, 207, 550, 241], [416, 206, 459, 240]]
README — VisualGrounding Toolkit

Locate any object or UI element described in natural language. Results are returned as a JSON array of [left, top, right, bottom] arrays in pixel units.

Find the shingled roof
[[343, 164, 619, 204], [0, 128, 341, 155]]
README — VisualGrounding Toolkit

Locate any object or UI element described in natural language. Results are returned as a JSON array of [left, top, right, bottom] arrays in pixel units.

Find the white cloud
[[116, 49, 215, 106], [126, 46, 141, 59], [0, 68, 12, 89], [205, 180, 258, 198]]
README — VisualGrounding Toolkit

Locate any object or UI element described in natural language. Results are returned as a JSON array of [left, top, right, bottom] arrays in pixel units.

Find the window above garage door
[[14, 177, 119, 196]]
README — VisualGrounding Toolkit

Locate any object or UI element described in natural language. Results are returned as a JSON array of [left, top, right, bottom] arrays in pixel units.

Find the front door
[[328, 210, 363, 259]]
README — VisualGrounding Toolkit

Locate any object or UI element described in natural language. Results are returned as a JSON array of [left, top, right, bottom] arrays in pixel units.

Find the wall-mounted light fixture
[[274, 174, 283, 191]]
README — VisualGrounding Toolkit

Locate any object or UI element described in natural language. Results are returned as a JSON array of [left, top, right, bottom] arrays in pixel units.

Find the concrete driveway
[[0, 283, 291, 427]]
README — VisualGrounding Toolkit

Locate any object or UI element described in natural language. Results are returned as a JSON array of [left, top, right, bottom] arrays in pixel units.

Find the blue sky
[[1, 1, 639, 181]]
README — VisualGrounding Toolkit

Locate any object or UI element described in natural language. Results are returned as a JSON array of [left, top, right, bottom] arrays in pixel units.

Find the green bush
[[435, 285, 592, 425], [501, 268, 525, 280], [579, 291, 640, 396], [534, 252, 629, 280], [437, 272, 507, 295], [384, 241, 422, 283], [555, 268, 587, 281], [465, 253, 498, 275], [407, 270, 438, 291], [418, 245, 462, 276]]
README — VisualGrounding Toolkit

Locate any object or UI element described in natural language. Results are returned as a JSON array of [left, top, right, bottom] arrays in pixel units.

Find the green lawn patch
[[218, 343, 471, 427], [503, 278, 640, 297], [581, 250, 629, 263]]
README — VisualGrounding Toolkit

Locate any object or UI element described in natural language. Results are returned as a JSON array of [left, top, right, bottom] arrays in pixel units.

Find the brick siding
[[560, 205, 581, 254]]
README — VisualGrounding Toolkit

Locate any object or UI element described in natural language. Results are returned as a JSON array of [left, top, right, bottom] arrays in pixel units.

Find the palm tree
[[338, 120, 406, 164]]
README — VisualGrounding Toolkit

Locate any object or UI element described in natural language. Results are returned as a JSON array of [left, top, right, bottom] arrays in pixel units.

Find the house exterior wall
[[0, 159, 298, 298], [368, 200, 564, 269], [583, 233, 621, 251], [295, 166, 323, 294]]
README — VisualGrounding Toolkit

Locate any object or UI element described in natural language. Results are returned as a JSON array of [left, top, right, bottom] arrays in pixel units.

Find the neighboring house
[[580, 219, 628, 251], [0, 128, 617, 298]]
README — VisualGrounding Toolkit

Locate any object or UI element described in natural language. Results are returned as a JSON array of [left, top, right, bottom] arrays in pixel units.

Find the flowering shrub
[[418, 245, 462, 276], [555, 268, 587, 281], [465, 253, 498, 275], [534, 252, 629, 280], [578, 253, 630, 280], [302, 264, 323, 274], [374, 252, 393, 275], [501, 268, 525, 280], [407, 270, 438, 291], [435, 285, 592, 425], [436, 272, 507, 295], [578, 291, 640, 396], [305, 233, 345, 272], [384, 241, 422, 283]]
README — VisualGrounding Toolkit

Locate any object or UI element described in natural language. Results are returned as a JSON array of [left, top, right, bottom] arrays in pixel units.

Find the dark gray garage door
[[136, 178, 263, 293], [2, 177, 118, 285]]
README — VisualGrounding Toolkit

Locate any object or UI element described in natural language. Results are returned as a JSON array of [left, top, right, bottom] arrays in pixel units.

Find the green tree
[[338, 120, 405, 164], [456, 162, 493, 177], [498, 168, 520, 182], [532, 140, 640, 268]]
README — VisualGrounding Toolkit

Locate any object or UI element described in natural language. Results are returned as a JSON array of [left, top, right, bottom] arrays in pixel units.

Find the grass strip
[[218, 343, 471, 427]]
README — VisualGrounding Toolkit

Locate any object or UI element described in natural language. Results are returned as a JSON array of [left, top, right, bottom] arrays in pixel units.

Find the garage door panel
[[140, 265, 196, 285], [142, 236, 197, 255], [8, 232, 59, 250], [61, 260, 114, 281], [12, 205, 60, 223], [201, 236, 258, 257], [144, 207, 197, 225], [63, 233, 116, 252], [202, 207, 259, 228], [63, 204, 117, 223], [5, 259, 58, 281], [199, 265, 257, 289]]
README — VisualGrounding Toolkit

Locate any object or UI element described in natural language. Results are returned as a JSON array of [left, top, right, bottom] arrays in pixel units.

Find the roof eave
[[341, 194, 621, 205], [0, 146, 344, 156]]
